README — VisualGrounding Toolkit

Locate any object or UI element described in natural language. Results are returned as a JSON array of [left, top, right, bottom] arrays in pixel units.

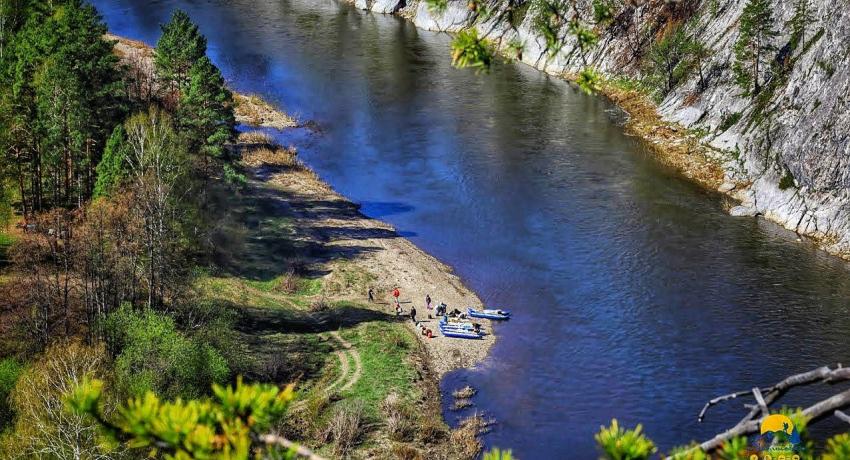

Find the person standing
[[392, 287, 400, 305], [368, 288, 374, 303], [425, 294, 432, 309], [410, 306, 417, 322]]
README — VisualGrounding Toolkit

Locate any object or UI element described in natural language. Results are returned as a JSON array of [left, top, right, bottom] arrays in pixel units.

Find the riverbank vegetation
[[0, 1, 479, 458]]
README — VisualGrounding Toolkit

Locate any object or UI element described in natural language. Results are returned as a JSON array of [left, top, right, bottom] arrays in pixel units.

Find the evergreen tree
[[178, 56, 235, 159], [733, 0, 777, 96], [154, 9, 207, 97], [787, 0, 814, 50], [93, 124, 129, 198], [2, 0, 124, 210]]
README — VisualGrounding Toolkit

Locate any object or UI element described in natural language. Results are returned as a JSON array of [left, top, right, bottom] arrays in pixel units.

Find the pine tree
[[3, 0, 124, 209], [93, 124, 128, 198], [154, 9, 207, 97], [733, 0, 777, 96], [787, 0, 814, 50], [178, 56, 235, 159]]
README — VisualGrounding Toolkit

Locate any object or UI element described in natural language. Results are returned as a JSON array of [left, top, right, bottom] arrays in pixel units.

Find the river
[[90, 0, 850, 457]]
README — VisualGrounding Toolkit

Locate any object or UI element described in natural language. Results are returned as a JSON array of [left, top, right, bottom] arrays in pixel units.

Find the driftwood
[[259, 434, 327, 460], [673, 364, 850, 457]]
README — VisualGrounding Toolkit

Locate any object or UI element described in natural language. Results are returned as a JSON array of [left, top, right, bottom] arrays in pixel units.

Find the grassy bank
[[193, 138, 462, 457]]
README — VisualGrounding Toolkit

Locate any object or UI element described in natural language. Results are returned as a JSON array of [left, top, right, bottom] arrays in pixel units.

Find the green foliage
[[592, 0, 615, 25], [103, 306, 229, 400], [0, 358, 24, 429], [1, 0, 125, 210], [718, 112, 742, 132], [645, 27, 703, 95], [717, 436, 749, 460], [223, 163, 248, 188], [733, 0, 777, 96], [577, 67, 603, 95], [155, 9, 207, 94], [569, 19, 599, 63], [787, 0, 815, 51], [484, 448, 515, 460], [93, 124, 129, 198], [822, 433, 850, 460], [0, 342, 114, 459], [178, 56, 235, 158], [450, 29, 493, 73], [531, 1, 564, 56], [424, 0, 448, 13], [67, 376, 299, 460], [667, 443, 709, 459], [594, 419, 657, 460]]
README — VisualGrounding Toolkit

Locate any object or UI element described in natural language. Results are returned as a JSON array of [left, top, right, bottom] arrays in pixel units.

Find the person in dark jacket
[[410, 306, 417, 322]]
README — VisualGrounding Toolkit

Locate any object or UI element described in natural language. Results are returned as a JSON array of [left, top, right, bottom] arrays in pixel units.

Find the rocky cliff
[[349, 0, 850, 257]]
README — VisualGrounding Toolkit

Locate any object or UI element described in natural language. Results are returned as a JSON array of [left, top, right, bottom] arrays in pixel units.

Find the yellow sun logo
[[760, 414, 795, 436]]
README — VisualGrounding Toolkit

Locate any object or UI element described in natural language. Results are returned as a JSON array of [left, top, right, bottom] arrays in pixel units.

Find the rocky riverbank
[[347, 0, 850, 259]]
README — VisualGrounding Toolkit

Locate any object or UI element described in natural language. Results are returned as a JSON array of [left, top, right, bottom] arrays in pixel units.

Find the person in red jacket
[[392, 287, 400, 305]]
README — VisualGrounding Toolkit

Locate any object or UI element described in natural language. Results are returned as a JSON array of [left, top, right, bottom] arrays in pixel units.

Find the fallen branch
[[671, 364, 850, 458], [260, 434, 327, 460]]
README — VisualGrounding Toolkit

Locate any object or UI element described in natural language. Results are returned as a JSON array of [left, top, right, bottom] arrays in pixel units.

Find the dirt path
[[260, 166, 495, 377], [329, 332, 362, 393]]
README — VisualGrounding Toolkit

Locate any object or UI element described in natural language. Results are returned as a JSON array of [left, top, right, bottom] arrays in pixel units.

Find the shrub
[[718, 112, 743, 132], [779, 169, 796, 190], [668, 443, 709, 459], [103, 306, 229, 400], [484, 448, 515, 460], [595, 419, 657, 460], [223, 163, 248, 188], [717, 436, 749, 460], [382, 392, 415, 442], [451, 29, 493, 73], [450, 414, 488, 459], [453, 385, 477, 399], [324, 400, 366, 456], [67, 376, 297, 459], [0, 342, 116, 459], [823, 433, 850, 460]]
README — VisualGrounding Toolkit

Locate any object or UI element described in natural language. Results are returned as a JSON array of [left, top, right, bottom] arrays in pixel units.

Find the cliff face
[[349, 0, 850, 257]]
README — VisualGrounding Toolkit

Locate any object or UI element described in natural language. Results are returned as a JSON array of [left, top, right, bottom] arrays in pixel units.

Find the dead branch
[[673, 364, 850, 458], [259, 434, 327, 460]]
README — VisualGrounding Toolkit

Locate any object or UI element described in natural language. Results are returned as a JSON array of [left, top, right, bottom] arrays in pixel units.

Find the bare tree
[[122, 107, 190, 309]]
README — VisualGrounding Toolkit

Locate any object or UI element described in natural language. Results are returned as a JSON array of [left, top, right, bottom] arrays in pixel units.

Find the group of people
[[367, 286, 441, 337]]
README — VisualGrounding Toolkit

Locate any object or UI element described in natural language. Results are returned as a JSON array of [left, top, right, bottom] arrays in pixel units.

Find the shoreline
[[347, 0, 850, 261], [108, 33, 496, 378], [256, 159, 496, 378]]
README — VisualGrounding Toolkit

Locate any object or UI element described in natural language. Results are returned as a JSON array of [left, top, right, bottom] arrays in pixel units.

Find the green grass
[[339, 321, 419, 417], [0, 231, 15, 266]]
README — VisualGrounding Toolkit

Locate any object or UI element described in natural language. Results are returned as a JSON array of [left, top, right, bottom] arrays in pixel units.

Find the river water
[[91, 0, 850, 456]]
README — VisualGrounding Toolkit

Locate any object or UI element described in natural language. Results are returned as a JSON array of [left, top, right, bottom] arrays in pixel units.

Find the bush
[[103, 306, 229, 400], [823, 433, 850, 460], [668, 443, 709, 459], [67, 376, 296, 459], [0, 342, 116, 459], [595, 419, 657, 460], [323, 400, 366, 456], [718, 112, 743, 132], [779, 169, 796, 190], [717, 436, 748, 460], [382, 392, 415, 442], [223, 163, 248, 188], [0, 359, 24, 429]]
